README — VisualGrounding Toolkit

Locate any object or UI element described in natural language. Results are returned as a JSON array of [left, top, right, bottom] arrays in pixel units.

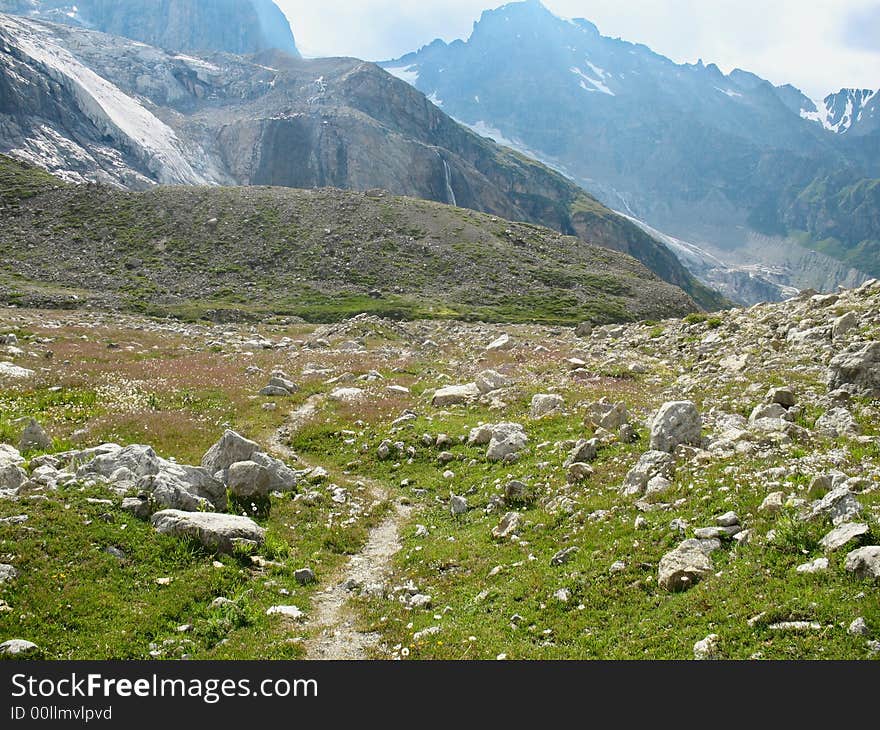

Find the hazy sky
[[277, 0, 879, 98]]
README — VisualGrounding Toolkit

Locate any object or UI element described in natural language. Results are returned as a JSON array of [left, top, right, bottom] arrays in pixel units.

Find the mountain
[[0, 154, 698, 323], [798, 88, 879, 136], [0, 0, 300, 56], [0, 13, 724, 309], [384, 0, 878, 302]]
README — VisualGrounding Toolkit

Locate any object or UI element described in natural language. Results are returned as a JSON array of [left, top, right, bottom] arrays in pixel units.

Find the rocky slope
[[384, 0, 879, 300], [0, 155, 698, 324], [0, 0, 299, 56], [0, 14, 724, 309], [0, 277, 877, 660]]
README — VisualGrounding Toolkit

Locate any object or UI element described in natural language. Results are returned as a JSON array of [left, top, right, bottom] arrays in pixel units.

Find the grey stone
[[151, 510, 266, 554], [432, 383, 480, 407], [475, 370, 511, 394], [450, 495, 468, 515], [121, 496, 152, 520], [621, 450, 676, 497], [19, 419, 52, 452], [650, 401, 701, 453], [848, 618, 870, 637], [827, 341, 880, 397], [551, 547, 578, 566], [0, 564, 18, 583], [767, 387, 796, 408], [201, 430, 261, 476], [844, 546, 880, 580], [530, 393, 563, 419], [658, 541, 713, 591], [694, 634, 720, 660], [807, 487, 862, 525], [565, 438, 598, 467], [294, 568, 317, 585], [492, 512, 521, 540], [0, 639, 40, 657], [820, 522, 869, 552]]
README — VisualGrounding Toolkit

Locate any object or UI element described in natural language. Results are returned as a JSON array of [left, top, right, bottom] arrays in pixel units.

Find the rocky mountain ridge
[[384, 0, 879, 302]]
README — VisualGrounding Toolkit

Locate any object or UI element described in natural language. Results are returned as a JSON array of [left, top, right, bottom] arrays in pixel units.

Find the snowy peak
[[800, 87, 879, 135]]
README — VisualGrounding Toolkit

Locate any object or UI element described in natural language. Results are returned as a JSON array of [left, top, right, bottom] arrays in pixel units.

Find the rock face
[[650, 401, 701, 453], [382, 1, 877, 301], [151, 510, 265, 554], [1, 0, 300, 56], [827, 342, 880, 397], [658, 541, 713, 591]]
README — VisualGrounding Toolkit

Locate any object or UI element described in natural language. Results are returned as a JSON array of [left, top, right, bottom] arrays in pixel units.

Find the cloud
[[277, 0, 880, 96]]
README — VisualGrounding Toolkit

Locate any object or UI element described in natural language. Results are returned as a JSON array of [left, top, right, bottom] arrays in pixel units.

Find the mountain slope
[[384, 0, 877, 299], [0, 155, 698, 323], [0, 13, 724, 309], [0, 0, 300, 56]]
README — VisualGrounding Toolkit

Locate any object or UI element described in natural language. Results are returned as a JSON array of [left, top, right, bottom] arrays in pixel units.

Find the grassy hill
[[0, 156, 697, 325]]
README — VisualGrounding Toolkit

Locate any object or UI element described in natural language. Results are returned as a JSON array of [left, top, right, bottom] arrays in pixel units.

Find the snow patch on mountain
[[570, 66, 614, 96], [800, 88, 878, 134], [384, 64, 419, 85], [0, 14, 208, 184]]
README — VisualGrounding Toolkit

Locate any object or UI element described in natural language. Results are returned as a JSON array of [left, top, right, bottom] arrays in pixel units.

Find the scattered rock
[[767, 387, 796, 408], [0, 362, 34, 379], [450, 494, 468, 516], [769, 622, 822, 632], [475, 370, 511, 394], [201, 430, 260, 477], [759, 492, 785, 514], [266, 605, 304, 620], [796, 557, 829, 574], [827, 341, 880, 397], [550, 547, 578, 566], [294, 568, 316, 585], [0, 564, 18, 583], [486, 334, 513, 351], [848, 618, 869, 637]]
